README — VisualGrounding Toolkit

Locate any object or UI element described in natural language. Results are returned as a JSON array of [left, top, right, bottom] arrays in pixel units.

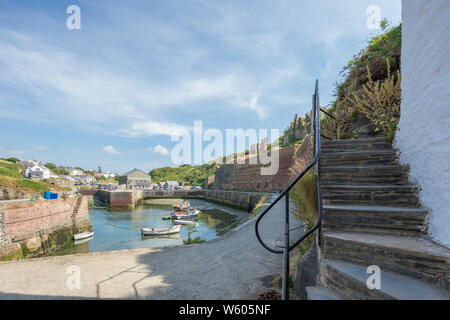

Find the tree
[[6, 157, 20, 163], [45, 162, 57, 170], [98, 166, 102, 173]]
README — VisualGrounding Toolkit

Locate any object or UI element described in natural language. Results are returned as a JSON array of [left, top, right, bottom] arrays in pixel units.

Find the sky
[[0, 0, 401, 174]]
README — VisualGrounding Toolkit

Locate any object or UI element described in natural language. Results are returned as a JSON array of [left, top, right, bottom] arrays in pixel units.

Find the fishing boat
[[173, 219, 199, 226], [73, 232, 94, 241], [173, 200, 190, 211], [141, 225, 181, 236], [171, 208, 200, 220]]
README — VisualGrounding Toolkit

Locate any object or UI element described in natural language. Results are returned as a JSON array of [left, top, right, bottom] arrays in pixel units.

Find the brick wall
[[1, 196, 90, 242]]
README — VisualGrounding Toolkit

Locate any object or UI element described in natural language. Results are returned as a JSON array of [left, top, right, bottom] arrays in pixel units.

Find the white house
[[101, 172, 116, 179], [24, 165, 52, 179], [395, 0, 450, 247], [67, 167, 84, 176]]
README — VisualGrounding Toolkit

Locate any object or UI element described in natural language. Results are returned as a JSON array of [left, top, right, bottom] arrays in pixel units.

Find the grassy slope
[[150, 163, 217, 186], [0, 159, 69, 194]]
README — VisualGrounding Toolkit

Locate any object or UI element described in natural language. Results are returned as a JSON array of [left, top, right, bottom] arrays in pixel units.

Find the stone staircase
[[306, 137, 450, 300]]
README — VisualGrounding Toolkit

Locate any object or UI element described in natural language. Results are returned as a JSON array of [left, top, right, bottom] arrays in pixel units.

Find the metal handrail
[[254, 80, 335, 300]]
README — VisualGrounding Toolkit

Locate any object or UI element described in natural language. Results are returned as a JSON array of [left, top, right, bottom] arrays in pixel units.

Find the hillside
[[324, 21, 402, 140], [0, 159, 69, 200], [150, 163, 217, 186]]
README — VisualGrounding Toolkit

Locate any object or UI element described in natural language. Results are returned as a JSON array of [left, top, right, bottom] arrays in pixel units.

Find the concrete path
[[0, 194, 304, 299]]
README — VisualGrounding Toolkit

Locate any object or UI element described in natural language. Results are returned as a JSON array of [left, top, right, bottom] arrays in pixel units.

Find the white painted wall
[[395, 0, 450, 246]]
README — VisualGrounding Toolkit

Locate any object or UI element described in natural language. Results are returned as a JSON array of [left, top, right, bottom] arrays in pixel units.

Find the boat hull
[[73, 232, 94, 241], [141, 225, 181, 236]]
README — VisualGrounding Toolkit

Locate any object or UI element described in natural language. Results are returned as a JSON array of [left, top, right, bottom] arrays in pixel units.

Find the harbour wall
[[82, 189, 270, 212], [0, 196, 91, 260]]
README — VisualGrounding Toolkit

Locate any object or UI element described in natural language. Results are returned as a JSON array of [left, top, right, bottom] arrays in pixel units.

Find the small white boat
[[173, 219, 199, 226], [73, 232, 94, 241], [141, 225, 181, 236]]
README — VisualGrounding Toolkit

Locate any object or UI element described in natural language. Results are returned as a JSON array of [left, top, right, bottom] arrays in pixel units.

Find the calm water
[[49, 199, 249, 256]]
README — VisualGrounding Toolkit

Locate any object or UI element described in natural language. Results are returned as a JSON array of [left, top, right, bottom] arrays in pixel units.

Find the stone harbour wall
[[0, 196, 91, 260]]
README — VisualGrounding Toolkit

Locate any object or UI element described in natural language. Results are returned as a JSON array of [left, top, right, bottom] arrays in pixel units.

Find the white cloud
[[122, 120, 192, 138], [153, 145, 169, 156], [102, 145, 121, 155], [30, 144, 49, 151], [248, 93, 267, 119]]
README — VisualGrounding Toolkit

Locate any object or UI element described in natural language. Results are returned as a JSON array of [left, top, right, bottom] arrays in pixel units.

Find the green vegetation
[[183, 236, 206, 245], [0, 158, 70, 195], [288, 138, 318, 257], [150, 163, 217, 186], [249, 194, 269, 219], [330, 21, 402, 139]]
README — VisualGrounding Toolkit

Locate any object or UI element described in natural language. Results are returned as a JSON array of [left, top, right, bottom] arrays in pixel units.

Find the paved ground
[[0, 194, 304, 299]]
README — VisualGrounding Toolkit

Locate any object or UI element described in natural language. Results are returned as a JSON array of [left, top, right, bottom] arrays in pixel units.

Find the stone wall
[[395, 0, 450, 247], [143, 189, 268, 211], [96, 190, 135, 207], [214, 135, 313, 192], [1, 196, 90, 242]]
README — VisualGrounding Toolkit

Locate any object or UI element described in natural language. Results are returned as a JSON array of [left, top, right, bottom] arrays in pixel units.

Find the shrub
[[351, 59, 401, 135]]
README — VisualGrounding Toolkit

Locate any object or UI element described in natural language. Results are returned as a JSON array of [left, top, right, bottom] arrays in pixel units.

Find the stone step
[[306, 286, 343, 300], [321, 137, 389, 146], [324, 232, 450, 288], [322, 205, 428, 236], [321, 150, 398, 167], [321, 139, 391, 153], [322, 185, 420, 207], [325, 259, 450, 300], [320, 166, 409, 185]]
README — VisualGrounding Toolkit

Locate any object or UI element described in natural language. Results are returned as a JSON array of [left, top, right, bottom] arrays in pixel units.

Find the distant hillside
[[0, 158, 70, 199], [149, 163, 217, 186]]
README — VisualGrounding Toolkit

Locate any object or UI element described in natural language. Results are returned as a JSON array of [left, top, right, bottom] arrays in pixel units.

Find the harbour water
[[47, 199, 249, 256]]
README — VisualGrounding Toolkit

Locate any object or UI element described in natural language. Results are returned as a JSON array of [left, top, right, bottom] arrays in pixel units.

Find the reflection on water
[[50, 199, 249, 256]]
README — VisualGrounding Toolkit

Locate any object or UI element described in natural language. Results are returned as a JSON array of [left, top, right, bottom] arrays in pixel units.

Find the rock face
[[0, 186, 37, 201]]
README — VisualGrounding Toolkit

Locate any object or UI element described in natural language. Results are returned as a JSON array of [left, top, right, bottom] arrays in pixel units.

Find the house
[[24, 164, 52, 179], [101, 172, 116, 179], [118, 169, 152, 189], [67, 167, 84, 176]]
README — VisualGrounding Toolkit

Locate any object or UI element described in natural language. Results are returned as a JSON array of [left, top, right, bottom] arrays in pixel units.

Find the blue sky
[[0, 0, 401, 173]]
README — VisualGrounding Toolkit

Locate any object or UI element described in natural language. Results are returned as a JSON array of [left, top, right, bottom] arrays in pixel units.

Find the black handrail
[[255, 80, 334, 300]]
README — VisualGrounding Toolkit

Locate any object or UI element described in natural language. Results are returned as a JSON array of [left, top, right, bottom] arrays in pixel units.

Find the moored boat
[[73, 232, 94, 241], [171, 208, 199, 220], [141, 225, 181, 236], [173, 219, 199, 226]]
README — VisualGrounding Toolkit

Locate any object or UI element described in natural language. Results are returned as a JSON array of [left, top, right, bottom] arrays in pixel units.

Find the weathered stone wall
[[96, 190, 135, 207], [1, 196, 90, 242], [143, 189, 268, 211], [214, 135, 313, 192]]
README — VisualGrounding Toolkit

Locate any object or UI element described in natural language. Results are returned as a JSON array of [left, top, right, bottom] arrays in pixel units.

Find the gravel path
[[0, 194, 304, 299]]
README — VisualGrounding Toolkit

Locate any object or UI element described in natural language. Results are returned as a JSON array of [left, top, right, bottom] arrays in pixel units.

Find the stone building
[[118, 169, 152, 189]]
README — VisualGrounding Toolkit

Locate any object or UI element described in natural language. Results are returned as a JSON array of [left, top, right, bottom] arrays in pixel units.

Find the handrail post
[[282, 192, 290, 300]]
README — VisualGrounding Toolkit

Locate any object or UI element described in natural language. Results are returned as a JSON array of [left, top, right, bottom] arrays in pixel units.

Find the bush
[[350, 59, 401, 135]]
